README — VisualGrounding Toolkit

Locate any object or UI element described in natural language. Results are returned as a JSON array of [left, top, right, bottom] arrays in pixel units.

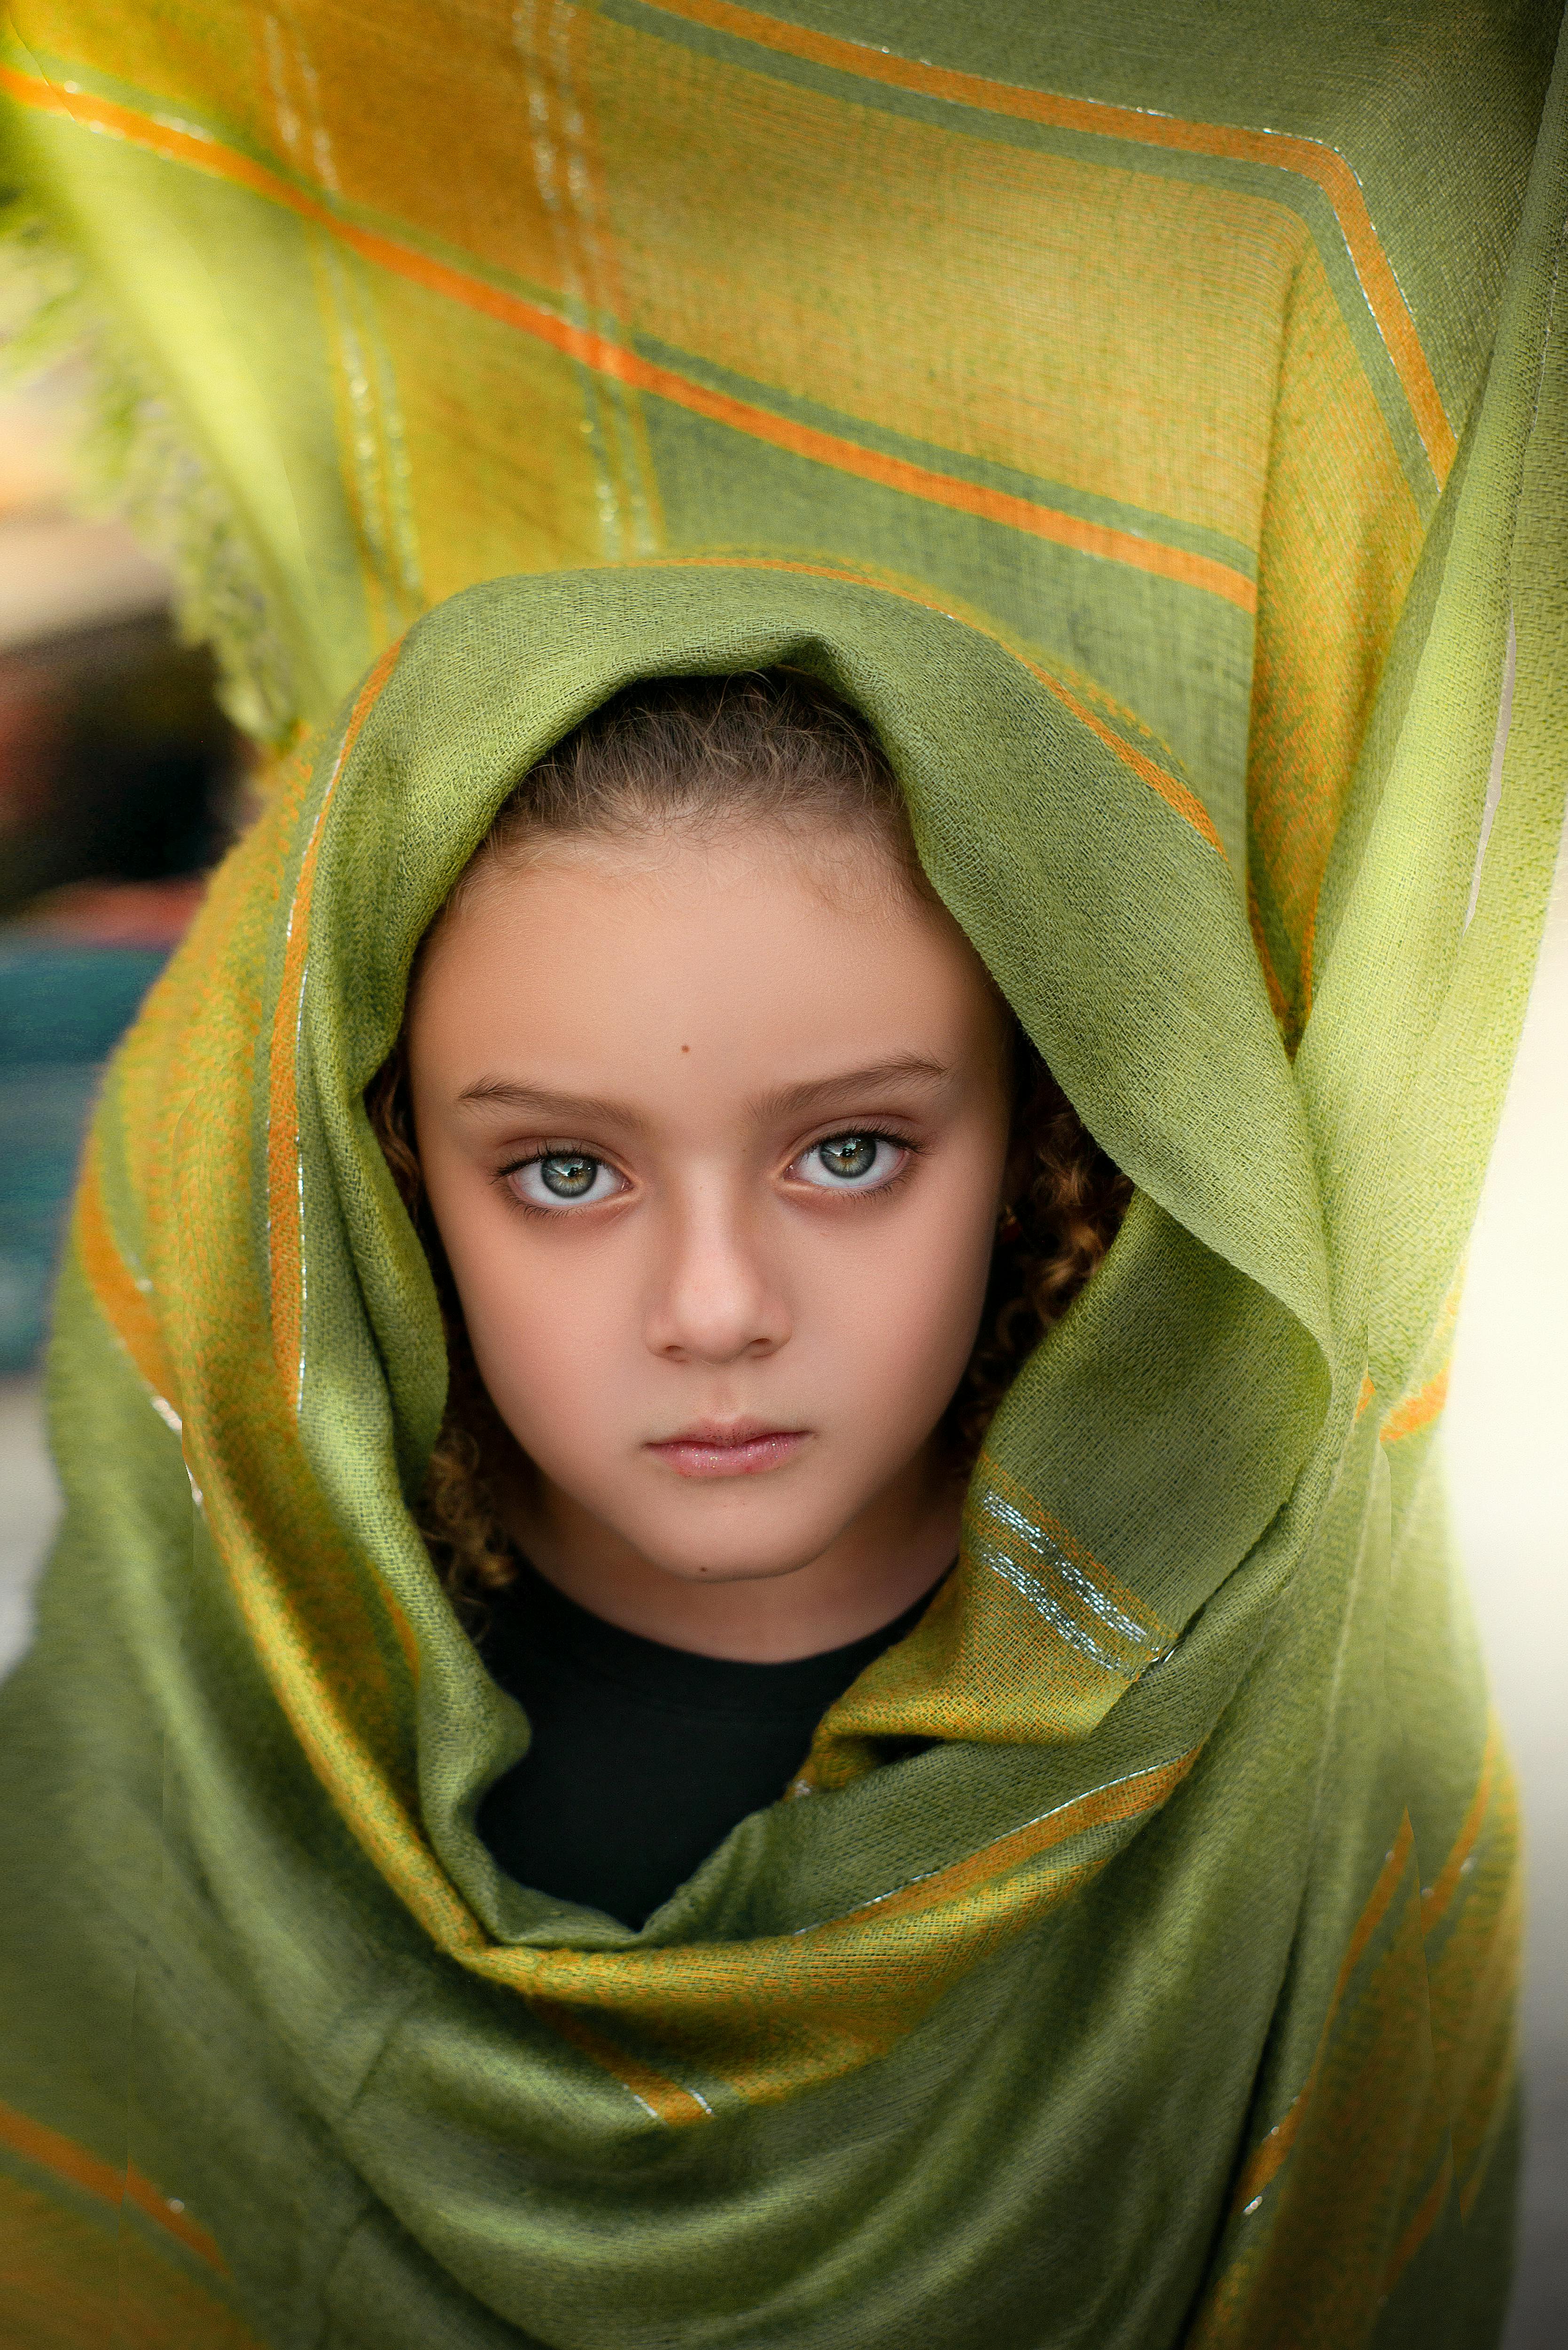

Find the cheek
[[803, 1158, 1000, 1416], [897, 1171, 999, 1365], [415, 1161, 615, 1436], [450, 1227, 628, 1444]]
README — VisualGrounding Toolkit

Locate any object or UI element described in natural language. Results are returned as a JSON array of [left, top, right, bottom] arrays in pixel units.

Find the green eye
[[510, 1152, 626, 1211], [539, 1153, 599, 1198], [817, 1134, 878, 1180], [797, 1132, 908, 1192]]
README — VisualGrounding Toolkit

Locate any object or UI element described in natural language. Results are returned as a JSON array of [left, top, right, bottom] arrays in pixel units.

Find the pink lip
[[645, 1419, 812, 1480]]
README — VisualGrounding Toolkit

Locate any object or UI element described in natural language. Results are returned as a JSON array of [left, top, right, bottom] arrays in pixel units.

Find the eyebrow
[[748, 1056, 952, 1122], [455, 1079, 652, 1134], [454, 1056, 951, 1130]]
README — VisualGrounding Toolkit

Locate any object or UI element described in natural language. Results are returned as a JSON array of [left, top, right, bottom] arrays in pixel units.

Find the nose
[[643, 1182, 791, 1365]]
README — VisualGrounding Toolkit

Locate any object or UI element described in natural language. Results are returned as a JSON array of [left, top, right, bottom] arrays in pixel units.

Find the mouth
[[644, 1418, 813, 1480]]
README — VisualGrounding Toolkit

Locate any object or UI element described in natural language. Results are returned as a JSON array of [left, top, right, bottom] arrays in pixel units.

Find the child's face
[[407, 821, 1011, 1595]]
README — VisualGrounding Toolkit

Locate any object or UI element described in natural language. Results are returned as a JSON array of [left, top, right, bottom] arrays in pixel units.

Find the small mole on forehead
[[680, 1043, 690, 1053]]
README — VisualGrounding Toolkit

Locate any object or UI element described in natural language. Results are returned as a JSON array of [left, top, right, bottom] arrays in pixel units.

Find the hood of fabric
[[2, 0, 1560, 2337], [37, 548, 1527, 2348], [131, 561, 1331, 1929]]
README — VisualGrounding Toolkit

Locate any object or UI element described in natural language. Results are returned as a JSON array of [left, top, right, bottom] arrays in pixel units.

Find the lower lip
[[646, 1431, 811, 1480]]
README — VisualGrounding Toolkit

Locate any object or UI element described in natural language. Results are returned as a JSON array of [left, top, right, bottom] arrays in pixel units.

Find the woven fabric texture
[[0, 6, 1565, 2346]]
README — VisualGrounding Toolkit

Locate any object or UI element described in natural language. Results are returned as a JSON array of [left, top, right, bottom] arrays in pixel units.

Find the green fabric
[[0, 5, 1564, 2347], [0, 0, 1559, 1031]]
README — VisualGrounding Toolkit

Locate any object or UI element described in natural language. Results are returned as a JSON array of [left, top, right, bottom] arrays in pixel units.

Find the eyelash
[[794, 1126, 919, 1198], [497, 1143, 627, 1219], [495, 1126, 922, 1215]]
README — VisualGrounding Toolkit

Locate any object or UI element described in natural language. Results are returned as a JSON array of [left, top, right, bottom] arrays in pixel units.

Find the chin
[[626, 1503, 852, 1586]]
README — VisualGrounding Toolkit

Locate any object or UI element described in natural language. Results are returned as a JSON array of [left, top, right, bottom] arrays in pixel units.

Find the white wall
[[1448, 848, 1568, 2347]]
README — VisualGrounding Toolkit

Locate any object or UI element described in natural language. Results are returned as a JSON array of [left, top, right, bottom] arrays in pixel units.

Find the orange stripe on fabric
[[612, 384, 1256, 610], [1354, 1372, 1376, 1419], [823, 1748, 1201, 1935], [518, 1748, 1202, 2119], [73, 1135, 179, 1413], [266, 640, 402, 1407], [532, 2003, 713, 2126], [0, 65, 1253, 611], [640, 0, 1455, 482], [1232, 1814, 1416, 2211], [1381, 1364, 1450, 1444], [1382, 2147, 1455, 2296], [640, 552, 1228, 858], [1038, 674, 1225, 852], [0, 2102, 224, 2271], [1422, 1721, 1499, 1933]]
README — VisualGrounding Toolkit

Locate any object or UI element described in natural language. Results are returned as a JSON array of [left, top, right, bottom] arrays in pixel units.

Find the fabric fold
[[1, 6, 1562, 2344]]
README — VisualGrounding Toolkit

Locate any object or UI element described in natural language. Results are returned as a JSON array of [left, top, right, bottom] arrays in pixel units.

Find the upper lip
[[647, 1418, 805, 1448]]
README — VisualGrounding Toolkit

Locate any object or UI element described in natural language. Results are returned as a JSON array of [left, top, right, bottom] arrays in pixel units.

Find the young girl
[[371, 666, 1126, 1929], [0, 563, 1519, 2350]]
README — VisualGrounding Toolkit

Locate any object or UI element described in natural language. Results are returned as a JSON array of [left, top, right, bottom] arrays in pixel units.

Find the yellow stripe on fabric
[[67, 693, 468, 1983], [1046, 673, 1226, 850], [806, 1457, 1181, 1786], [1242, 229, 1427, 1030], [266, 638, 402, 1408], [0, 63, 1254, 611], [529, 0, 667, 562], [1375, 1735, 1521, 2289], [638, 0, 1455, 482], [492, 1747, 1203, 2117], [824, 1749, 1199, 1934], [964, 1459, 1178, 1684]]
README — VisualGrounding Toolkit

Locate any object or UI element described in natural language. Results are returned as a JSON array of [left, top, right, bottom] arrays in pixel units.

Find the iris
[[540, 1153, 599, 1198], [817, 1135, 877, 1181]]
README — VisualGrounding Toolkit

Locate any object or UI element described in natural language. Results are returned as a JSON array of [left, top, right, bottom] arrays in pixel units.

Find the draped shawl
[[1, 6, 1566, 2348]]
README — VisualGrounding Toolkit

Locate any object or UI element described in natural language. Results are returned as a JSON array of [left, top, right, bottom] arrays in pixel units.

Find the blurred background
[[0, 346, 1560, 2341], [0, 332, 245, 1374]]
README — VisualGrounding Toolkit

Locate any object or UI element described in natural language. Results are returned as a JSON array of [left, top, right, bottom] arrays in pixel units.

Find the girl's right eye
[[507, 1153, 626, 1210]]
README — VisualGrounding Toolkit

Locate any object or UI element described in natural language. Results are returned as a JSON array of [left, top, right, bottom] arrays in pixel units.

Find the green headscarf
[[0, 537, 1550, 2345], [1, 3, 1565, 2345]]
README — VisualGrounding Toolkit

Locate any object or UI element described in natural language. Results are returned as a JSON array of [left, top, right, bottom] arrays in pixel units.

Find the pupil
[[823, 1135, 876, 1179], [542, 1154, 596, 1198]]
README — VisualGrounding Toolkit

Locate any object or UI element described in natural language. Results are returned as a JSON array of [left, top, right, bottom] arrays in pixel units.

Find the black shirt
[[477, 1562, 933, 1929]]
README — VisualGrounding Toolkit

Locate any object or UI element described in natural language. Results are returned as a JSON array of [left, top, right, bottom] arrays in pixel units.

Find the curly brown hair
[[368, 671, 1130, 1621]]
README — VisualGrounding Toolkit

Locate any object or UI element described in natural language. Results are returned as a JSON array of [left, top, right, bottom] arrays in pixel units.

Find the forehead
[[408, 821, 1002, 1090]]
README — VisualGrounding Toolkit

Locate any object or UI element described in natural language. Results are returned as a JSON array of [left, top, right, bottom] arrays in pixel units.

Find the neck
[[496, 1450, 960, 1662]]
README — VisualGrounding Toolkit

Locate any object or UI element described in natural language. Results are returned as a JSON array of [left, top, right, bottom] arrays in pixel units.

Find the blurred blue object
[[0, 940, 168, 1371]]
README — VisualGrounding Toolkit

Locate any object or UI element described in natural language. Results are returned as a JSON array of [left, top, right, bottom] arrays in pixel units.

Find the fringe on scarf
[[0, 180, 297, 744]]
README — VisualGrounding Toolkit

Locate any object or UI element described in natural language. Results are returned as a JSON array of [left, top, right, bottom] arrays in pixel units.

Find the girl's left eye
[[793, 1132, 907, 1192], [508, 1152, 626, 1210]]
